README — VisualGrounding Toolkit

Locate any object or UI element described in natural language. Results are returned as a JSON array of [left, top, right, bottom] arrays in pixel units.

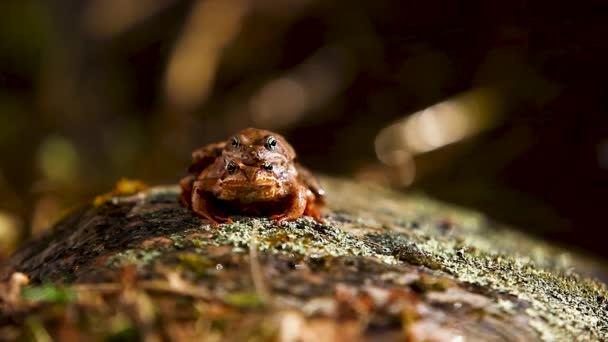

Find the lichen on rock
[[1, 177, 607, 341]]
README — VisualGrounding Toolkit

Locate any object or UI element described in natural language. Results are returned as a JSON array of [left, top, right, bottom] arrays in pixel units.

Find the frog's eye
[[262, 161, 273, 171], [230, 136, 240, 148], [226, 161, 238, 173], [264, 136, 278, 150]]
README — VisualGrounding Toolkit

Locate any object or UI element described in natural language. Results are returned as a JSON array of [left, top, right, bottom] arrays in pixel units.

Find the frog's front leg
[[191, 186, 233, 225], [179, 175, 196, 207], [270, 184, 307, 225], [303, 189, 324, 222]]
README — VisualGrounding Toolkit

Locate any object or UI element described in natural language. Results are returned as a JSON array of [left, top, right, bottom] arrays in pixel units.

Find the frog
[[180, 128, 325, 225]]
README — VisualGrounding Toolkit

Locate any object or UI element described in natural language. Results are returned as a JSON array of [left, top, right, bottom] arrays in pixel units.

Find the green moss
[[21, 284, 76, 303], [208, 218, 398, 264], [31, 181, 606, 341], [222, 292, 266, 309], [387, 230, 608, 340], [24, 317, 52, 342], [101, 185, 608, 339], [105, 326, 139, 342], [105, 313, 139, 342], [319, 179, 608, 340], [165, 216, 399, 266], [176, 253, 213, 276]]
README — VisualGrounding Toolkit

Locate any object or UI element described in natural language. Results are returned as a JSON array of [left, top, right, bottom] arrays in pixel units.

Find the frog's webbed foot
[[269, 213, 295, 225], [271, 210, 325, 225], [205, 215, 234, 226], [194, 210, 233, 226]]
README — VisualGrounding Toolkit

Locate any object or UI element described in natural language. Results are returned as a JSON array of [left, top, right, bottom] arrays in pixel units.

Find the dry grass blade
[[249, 219, 273, 306]]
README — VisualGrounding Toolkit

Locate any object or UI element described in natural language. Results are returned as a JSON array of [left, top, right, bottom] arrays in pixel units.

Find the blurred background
[[1, 0, 608, 262]]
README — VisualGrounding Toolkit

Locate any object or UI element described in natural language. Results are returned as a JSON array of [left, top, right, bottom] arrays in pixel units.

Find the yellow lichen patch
[[94, 178, 149, 206], [176, 253, 214, 277]]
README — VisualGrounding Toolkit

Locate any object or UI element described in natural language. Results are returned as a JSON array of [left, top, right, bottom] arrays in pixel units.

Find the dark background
[[1, 0, 607, 260]]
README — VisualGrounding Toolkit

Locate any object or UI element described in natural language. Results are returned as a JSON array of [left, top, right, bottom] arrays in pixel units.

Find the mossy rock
[[1, 177, 607, 341]]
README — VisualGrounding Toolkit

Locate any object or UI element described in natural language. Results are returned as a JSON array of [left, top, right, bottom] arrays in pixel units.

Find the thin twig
[[249, 219, 273, 305]]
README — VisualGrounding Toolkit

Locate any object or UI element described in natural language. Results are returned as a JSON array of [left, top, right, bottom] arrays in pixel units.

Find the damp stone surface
[[1, 177, 607, 341]]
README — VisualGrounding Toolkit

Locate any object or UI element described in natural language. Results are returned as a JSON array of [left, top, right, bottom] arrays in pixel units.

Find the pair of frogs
[[180, 128, 325, 225]]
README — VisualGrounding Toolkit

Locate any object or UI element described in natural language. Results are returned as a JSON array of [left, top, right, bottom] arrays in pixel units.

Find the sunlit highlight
[[250, 46, 353, 129], [375, 88, 502, 185], [83, 0, 174, 37], [250, 77, 309, 127], [37, 135, 79, 183], [165, 0, 248, 111]]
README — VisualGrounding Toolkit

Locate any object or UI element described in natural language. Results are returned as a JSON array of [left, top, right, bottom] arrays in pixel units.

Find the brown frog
[[180, 128, 325, 225]]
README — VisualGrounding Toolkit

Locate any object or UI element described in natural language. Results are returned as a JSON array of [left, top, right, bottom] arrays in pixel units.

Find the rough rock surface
[[1, 177, 607, 341]]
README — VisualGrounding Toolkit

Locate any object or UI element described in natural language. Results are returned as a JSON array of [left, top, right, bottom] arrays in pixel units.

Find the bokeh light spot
[[37, 135, 79, 183]]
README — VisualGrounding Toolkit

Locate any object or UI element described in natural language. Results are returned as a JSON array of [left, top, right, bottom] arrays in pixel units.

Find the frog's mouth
[[219, 180, 280, 189]]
